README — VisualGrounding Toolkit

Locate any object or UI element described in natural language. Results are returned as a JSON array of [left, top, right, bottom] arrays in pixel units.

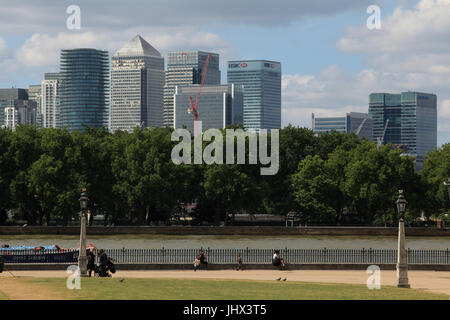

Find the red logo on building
[[240, 63, 248, 68]]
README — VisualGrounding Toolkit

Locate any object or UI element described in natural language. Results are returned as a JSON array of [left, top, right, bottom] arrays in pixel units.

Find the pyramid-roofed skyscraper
[[110, 35, 165, 132]]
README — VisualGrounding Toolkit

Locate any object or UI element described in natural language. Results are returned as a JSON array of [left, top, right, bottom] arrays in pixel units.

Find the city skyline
[[0, 0, 449, 145]]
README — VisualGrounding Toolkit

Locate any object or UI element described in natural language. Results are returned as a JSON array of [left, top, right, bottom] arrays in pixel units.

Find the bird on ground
[[276, 277, 281, 281], [282, 278, 287, 281]]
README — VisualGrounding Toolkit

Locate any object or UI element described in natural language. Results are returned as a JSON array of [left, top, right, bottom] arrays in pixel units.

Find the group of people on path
[[87, 248, 116, 277]]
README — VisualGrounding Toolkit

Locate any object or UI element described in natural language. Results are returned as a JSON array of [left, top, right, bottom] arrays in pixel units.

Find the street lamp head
[[79, 188, 89, 211], [396, 190, 407, 218]]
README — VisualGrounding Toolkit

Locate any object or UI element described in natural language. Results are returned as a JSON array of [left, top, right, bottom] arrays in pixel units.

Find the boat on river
[[0, 245, 89, 263]]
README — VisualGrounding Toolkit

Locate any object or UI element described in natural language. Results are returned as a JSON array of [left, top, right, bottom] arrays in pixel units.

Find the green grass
[[23, 277, 448, 300], [0, 289, 9, 300]]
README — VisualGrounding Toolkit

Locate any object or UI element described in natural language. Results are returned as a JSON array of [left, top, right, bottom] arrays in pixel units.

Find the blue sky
[[0, 0, 449, 146]]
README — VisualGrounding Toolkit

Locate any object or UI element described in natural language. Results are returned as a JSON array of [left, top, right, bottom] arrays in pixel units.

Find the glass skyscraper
[[174, 84, 243, 133], [369, 91, 437, 170], [111, 35, 164, 132], [227, 60, 281, 132], [312, 112, 372, 140], [60, 49, 109, 131], [164, 51, 220, 128]]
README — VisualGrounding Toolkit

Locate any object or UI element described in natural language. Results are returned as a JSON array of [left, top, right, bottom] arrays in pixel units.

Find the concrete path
[[2, 270, 450, 297]]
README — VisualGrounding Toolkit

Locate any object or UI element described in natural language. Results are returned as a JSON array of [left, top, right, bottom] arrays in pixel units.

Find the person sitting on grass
[[193, 258, 201, 272]]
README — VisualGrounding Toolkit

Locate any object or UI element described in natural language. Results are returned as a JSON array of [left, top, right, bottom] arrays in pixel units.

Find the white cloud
[[0, 0, 378, 33], [0, 37, 11, 62], [17, 32, 112, 67], [279, 0, 450, 144], [16, 29, 238, 68]]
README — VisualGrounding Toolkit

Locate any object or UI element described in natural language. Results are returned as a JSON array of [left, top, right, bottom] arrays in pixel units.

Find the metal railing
[[2, 248, 450, 265]]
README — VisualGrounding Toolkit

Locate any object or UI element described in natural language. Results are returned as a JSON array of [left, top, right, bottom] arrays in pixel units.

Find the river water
[[1, 235, 450, 250]]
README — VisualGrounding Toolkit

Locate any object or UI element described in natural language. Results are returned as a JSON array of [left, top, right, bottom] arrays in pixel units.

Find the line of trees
[[0, 125, 448, 226]]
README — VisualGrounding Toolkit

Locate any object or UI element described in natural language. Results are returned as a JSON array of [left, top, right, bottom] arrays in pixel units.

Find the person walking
[[236, 253, 244, 271], [98, 249, 110, 277]]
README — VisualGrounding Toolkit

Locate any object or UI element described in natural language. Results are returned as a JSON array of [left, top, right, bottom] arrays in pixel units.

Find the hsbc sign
[[228, 62, 248, 69]]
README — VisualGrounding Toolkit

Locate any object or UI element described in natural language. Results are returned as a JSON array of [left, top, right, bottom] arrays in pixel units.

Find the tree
[[291, 155, 342, 224], [421, 144, 450, 217]]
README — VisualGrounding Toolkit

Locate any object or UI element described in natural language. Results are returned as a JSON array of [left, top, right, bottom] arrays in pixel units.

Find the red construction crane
[[187, 53, 211, 137]]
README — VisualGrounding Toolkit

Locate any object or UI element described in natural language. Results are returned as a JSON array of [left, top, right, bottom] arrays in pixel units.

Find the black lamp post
[[78, 188, 89, 276], [396, 189, 410, 288], [444, 178, 450, 201], [396, 190, 407, 219]]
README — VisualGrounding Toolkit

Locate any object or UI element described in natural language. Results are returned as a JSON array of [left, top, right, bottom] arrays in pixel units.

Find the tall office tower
[[41, 79, 60, 128], [164, 51, 220, 127], [227, 60, 281, 132], [28, 85, 42, 128], [60, 49, 109, 131], [312, 112, 372, 140], [369, 91, 437, 170], [174, 84, 243, 133], [110, 35, 165, 132]]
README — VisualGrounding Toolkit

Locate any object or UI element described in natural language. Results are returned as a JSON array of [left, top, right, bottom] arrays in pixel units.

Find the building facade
[[28, 85, 42, 128], [227, 60, 281, 132], [41, 79, 60, 128], [110, 35, 165, 132], [164, 51, 220, 128], [174, 84, 243, 133], [0, 88, 37, 129], [60, 48, 109, 131], [312, 112, 373, 140], [369, 91, 437, 170]]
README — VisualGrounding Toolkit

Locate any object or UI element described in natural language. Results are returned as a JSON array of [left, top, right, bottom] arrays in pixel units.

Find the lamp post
[[78, 188, 89, 277], [444, 178, 450, 201], [396, 190, 410, 288]]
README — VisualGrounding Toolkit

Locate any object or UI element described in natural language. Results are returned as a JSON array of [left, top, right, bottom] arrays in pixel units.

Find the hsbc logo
[[228, 62, 249, 69]]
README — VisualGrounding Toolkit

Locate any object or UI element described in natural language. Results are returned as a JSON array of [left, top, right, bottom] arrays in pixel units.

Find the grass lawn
[[0, 289, 9, 300], [17, 277, 448, 300]]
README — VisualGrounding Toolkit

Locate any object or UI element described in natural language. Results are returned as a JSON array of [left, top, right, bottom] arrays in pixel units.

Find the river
[[1, 234, 450, 250]]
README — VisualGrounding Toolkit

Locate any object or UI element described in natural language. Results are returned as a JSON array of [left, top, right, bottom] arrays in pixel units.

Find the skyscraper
[[164, 51, 220, 127], [28, 84, 42, 128], [41, 78, 60, 129], [174, 84, 243, 133], [110, 35, 165, 132], [227, 60, 281, 132], [60, 49, 109, 131], [369, 91, 437, 170], [312, 112, 372, 140]]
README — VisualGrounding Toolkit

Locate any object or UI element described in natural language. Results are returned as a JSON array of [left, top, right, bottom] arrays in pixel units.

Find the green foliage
[[0, 125, 447, 226]]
